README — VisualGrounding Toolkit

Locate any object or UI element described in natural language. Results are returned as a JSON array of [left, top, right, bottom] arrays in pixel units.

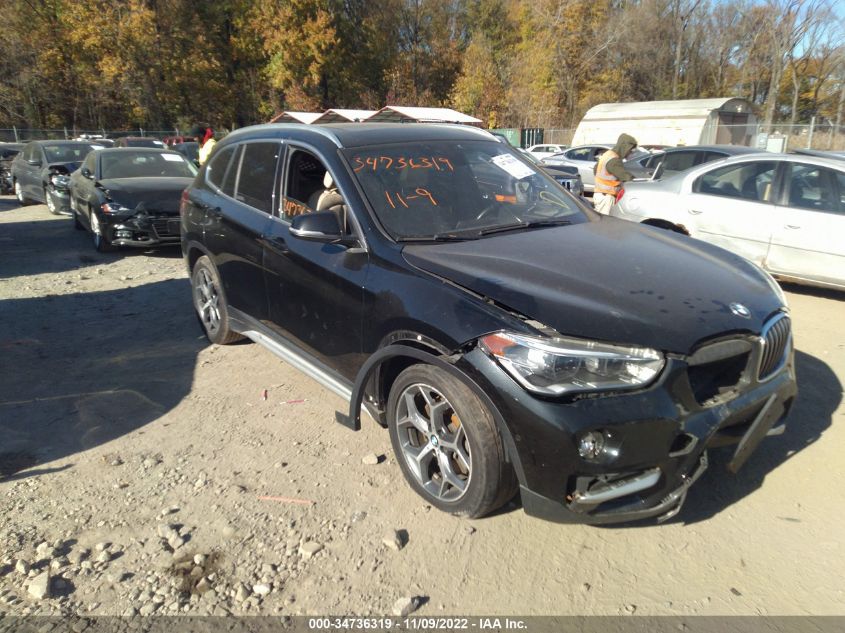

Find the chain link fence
[[0, 128, 189, 143], [535, 123, 845, 152]]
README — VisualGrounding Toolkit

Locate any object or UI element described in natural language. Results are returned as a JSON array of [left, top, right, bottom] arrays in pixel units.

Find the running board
[[232, 315, 376, 428], [241, 329, 353, 402]]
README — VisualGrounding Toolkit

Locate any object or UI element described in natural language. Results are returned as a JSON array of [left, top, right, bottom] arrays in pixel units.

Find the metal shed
[[312, 109, 378, 123], [366, 106, 482, 125], [572, 98, 756, 147], [268, 111, 323, 124]]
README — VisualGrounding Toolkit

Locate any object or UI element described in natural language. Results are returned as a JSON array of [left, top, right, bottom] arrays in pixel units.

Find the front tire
[[89, 209, 113, 252], [45, 186, 60, 215], [14, 181, 31, 205], [387, 364, 517, 518], [191, 256, 243, 345]]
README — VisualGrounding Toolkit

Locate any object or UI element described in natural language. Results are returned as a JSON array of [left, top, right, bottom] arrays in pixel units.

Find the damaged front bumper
[[104, 212, 181, 248], [454, 315, 797, 524]]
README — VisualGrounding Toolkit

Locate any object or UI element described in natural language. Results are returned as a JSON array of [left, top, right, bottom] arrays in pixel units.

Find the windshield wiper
[[396, 233, 479, 243], [479, 219, 573, 236]]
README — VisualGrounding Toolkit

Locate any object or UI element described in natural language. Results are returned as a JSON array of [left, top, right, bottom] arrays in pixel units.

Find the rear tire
[[191, 256, 243, 345], [387, 364, 517, 518]]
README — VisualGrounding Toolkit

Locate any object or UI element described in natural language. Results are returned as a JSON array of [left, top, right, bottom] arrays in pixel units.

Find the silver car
[[543, 144, 650, 193], [610, 153, 845, 290]]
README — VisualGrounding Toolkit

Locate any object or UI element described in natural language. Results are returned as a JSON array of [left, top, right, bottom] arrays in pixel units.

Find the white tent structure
[[268, 111, 323, 124], [366, 106, 482, 125], [312, 109, 378, 123], [572, 98, 756, 147]]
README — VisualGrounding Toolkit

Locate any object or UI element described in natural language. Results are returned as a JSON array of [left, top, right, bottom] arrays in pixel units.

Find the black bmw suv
[[181, 123, 797, 524]]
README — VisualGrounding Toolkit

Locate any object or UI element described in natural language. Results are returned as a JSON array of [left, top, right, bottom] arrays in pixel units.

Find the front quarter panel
[[363, 249, 532, 355]]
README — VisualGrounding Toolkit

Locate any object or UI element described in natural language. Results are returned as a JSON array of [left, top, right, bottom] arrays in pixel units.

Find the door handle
[[262, 235, 288, 255], [688, 209, 703, 215], [784, 224, 800, 230]]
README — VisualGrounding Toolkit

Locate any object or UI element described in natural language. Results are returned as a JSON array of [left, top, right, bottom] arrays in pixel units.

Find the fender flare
[[337, 344, 526, 485]]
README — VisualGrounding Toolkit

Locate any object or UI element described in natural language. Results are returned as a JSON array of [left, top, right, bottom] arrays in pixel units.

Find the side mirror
[[290, 211, 350, 244]]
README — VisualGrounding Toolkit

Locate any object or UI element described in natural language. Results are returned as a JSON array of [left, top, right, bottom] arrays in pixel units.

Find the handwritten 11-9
[[385, 188, 438, 208]]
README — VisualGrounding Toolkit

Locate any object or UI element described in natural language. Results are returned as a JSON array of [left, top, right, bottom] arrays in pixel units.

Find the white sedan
[[610, 153, 845, 291], [526, 144, 568, 160]]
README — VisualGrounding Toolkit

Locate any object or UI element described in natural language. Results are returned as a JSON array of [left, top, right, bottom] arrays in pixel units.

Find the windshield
[[100, 151, 198, 179], [44, 144, 97, 163], [344, 140, 588, 240]]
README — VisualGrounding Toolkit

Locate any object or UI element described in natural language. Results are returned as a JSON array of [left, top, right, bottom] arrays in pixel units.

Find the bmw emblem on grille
[[730, 302, 751, 318]]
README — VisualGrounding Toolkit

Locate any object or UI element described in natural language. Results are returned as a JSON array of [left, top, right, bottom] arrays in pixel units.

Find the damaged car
[[0, 142, 24, 195], [69, 147, 196, 251], [181, 123, 797, 524], [10, 140, 102, 214]]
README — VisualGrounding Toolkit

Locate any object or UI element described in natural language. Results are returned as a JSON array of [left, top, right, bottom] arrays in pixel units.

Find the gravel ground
[[1, 197, 843, 617]]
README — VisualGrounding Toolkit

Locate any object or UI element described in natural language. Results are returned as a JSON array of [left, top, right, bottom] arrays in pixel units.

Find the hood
[[613, 133, 638, 159], [98, 177, 193, 214], [402, 219, 783, 354]]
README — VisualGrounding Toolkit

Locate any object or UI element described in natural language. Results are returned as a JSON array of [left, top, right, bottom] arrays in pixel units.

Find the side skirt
[[227, 308, 376, 421]]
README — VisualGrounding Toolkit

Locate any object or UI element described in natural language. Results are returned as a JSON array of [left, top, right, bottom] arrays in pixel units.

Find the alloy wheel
[[194, 267, 221, 336], [394, 382, 472, 502], [90, 212, 102, 247], [45, 188, 56, 214]]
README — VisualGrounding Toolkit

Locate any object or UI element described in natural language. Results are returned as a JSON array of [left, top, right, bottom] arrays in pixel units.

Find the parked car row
[[178, 122, 798, 524], [9, 140, 197, 251]]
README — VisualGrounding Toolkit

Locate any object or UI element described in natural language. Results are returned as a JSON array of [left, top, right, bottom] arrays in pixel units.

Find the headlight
[[101, 202, 131, 214], [479, 331, 665, 396], [50, 174, 70, 188]]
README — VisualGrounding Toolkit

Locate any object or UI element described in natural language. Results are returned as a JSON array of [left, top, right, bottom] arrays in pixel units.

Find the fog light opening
[[668, 432, 697, 457], [578, 430, 608, 462]]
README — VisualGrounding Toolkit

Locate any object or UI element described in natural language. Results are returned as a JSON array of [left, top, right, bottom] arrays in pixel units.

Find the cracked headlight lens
[[50, 174, 70, 188], [101, 202, 131, 214], [479, 331, 664, 396]]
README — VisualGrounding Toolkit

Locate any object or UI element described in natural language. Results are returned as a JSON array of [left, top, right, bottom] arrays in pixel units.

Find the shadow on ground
[[678, 348, 841, 524], [0, 279, 206, 480], [780, 281, 844, 301], [0, 206, 181, 279]]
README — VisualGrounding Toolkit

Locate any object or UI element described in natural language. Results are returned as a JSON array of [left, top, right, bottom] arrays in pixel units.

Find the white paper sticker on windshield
[[161, 153, 183, 162], [90, 145, 104, 150], [491, 153, 535, 180]]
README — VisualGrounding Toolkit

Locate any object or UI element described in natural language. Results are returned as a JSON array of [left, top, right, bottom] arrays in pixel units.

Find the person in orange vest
[[593, 133, 638, 215]]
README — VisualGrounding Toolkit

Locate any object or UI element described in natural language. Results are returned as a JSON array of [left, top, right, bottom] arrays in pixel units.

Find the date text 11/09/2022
[[307, 617, 527, 630]]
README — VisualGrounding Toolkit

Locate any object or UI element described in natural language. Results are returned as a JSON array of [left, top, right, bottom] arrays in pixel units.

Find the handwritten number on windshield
[[353, 156, 454, 172], [385, 188, 438, 209]]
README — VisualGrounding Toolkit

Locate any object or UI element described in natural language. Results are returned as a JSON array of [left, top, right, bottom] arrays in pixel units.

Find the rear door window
[[207, 146, 235, 192], [234, 142, 281, 213], [694, 162, 777, 202]]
